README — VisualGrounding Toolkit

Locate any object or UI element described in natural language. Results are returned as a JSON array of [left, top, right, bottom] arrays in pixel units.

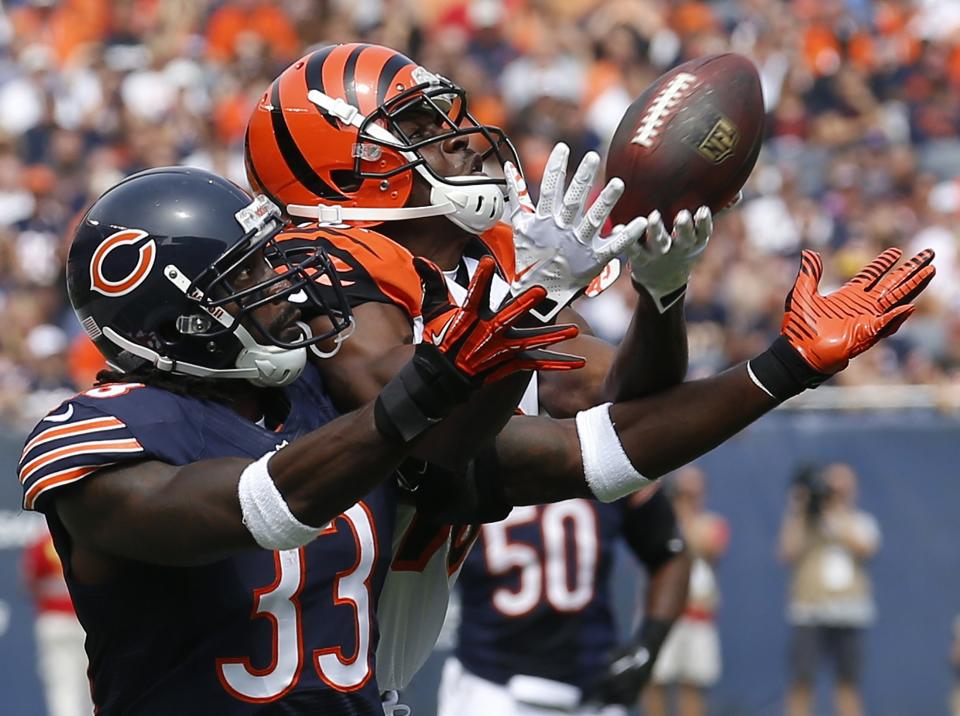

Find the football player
[[243, 43, 936, 694], [17, 167, 579, 715], [440, 484, 690, 716]]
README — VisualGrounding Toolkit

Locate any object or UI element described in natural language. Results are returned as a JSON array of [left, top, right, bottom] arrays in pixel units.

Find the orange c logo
[[89, 229, 156, 297]]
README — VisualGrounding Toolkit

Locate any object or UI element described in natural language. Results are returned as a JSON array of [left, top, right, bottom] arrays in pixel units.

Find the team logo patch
[[90, 229, 156, 297], [695, 115, 740, 164]]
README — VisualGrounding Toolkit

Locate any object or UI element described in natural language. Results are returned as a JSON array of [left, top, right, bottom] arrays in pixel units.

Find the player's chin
[[265, 308, 303, 344]]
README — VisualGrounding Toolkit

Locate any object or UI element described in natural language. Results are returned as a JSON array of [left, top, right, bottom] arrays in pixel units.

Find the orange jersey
[[276, 223, 517, 325], [275, 224, 429, 321]]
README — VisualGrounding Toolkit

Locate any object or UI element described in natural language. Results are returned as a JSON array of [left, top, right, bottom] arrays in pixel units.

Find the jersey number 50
[[483, 501, 599, 616], [216, 503, 376, 702]]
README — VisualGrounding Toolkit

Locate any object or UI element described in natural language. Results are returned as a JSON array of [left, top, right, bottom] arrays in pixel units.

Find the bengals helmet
[[67, 167, 353, 387], [245, 43, 519, 234]]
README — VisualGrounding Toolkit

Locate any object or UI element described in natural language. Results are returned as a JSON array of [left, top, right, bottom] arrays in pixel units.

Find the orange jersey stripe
[[20, 439, 143, 484], [21, 416, 125, 460], [23, 464, 108, 511]]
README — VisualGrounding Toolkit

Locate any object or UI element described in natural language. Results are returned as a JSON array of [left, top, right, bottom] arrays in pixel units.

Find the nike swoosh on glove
[[375, 256, 585, 442]]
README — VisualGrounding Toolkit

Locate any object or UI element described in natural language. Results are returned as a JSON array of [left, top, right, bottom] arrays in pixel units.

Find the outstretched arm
[[53, 263, 575, 567], [495, 247, 936, 506]]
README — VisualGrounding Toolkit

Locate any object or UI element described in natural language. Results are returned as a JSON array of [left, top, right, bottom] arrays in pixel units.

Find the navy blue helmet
[[67, 166, 352, 387]]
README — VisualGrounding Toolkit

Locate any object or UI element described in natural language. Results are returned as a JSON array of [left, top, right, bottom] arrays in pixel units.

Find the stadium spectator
[[646, 465, 729, 716], [0, 0, 956, 437], [778, 463, 881, 716]]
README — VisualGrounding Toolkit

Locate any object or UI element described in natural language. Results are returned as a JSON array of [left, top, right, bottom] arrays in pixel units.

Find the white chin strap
[[291, 89, 505, 235], [102, 325, 306, 388]]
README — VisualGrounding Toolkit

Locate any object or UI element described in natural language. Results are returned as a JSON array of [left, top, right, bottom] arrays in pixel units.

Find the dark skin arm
[[537, 287, 687, 418], [498, 363, 778, 505], [56, 402, 410, 569]]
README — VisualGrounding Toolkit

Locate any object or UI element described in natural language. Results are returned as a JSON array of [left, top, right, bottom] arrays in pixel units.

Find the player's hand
[[422, 255, 586, 383], [374, 256, 585, 442], [627, 206, 715, 313], [505, 142, 646, 322], [589, 644, 654, 706], [782, 248, 935, 374]]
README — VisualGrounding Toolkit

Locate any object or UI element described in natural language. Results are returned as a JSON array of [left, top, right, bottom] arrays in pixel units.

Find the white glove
[[627, 206, 715, 313], [506, 142, 646, 322]]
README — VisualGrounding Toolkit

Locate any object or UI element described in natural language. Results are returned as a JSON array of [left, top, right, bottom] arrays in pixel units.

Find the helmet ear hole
[[157, 320, 182, 345], [331, 169, 362, 193]]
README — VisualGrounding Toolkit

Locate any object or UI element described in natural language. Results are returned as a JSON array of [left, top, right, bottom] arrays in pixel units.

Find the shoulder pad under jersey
[[18, 383, 205, 512], [276, 225, 425, 321], [477, 222, 516, 282]]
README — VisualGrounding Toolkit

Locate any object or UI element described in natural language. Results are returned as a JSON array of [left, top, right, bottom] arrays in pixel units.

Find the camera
[[791, 464, 833, 518]]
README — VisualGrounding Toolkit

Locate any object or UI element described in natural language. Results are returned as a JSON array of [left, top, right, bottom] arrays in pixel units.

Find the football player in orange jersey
[[244, 43, 935, 700]]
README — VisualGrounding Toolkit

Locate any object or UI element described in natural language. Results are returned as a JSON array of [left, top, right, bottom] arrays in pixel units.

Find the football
[[605, 53, 764, 229]]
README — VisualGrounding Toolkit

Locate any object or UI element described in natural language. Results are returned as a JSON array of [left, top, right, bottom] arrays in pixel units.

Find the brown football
[[605, 53, 764, 230]]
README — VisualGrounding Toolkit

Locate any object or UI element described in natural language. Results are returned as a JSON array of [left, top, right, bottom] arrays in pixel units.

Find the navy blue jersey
[[455, 490, 683, 691], [18, 365, 396, 715]]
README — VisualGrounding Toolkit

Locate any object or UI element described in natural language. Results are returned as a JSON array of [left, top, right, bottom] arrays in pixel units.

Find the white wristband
[[575, 403, 652, 502], [238, 451, 326, 550]]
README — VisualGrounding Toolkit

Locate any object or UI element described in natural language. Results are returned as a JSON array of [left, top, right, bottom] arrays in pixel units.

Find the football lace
[[630, 72, 696, 148]]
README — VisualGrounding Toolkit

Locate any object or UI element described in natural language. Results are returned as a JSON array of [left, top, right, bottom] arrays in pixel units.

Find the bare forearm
[[610, 363, 777, 477], [499, 362, 778, 504], [604, 289, 688, 402], [270, 403, 408, 524]]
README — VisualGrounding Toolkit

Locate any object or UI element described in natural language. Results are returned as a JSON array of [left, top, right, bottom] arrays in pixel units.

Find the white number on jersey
[[216, 503, 377, 702], [482, 500, 600, 616]]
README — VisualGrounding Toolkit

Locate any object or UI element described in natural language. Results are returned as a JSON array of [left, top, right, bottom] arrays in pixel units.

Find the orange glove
[[422, 256, 585, 383], [749, 248, 935, 400], [783, 248, 934, 372]]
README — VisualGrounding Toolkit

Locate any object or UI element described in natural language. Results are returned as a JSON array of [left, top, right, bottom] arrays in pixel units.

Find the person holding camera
[[778, 463, 881, 716]]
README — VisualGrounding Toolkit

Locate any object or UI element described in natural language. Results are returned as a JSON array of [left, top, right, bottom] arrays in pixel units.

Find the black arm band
[[747, 336, 830, 402], [634, 617, 673, 661], [374, 343, 475, 442]]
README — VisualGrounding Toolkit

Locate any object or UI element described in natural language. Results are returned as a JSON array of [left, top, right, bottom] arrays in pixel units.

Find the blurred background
[[0, 0, 958, 714]]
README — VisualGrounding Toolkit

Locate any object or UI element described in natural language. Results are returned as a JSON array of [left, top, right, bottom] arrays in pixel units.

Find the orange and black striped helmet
[[245, 43, 519, 233]]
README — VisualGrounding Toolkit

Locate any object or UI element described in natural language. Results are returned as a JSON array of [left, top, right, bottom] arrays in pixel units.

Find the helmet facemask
[[289, 71, 520, 234], [103, 195, 354, 388]]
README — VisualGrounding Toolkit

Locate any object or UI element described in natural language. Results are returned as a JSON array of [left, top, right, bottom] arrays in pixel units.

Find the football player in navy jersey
[[17, 166, 581, 715], [441, 485, 690, 716], [243, 43, 938, 694]]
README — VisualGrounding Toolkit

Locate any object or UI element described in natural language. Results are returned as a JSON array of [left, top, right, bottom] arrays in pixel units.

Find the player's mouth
[[269, 305, 302, 342]]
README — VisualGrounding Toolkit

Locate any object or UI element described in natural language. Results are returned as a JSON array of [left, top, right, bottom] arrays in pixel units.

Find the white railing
[[779, 384, 960, 411]]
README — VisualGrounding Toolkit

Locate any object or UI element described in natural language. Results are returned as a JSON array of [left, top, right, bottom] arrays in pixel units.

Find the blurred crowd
[[2, 0, 960, 431]]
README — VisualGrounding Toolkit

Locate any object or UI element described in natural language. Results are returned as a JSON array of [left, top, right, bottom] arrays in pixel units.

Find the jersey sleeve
[[276, 226, 425, 321], [620, 487, 687, 571], [477, 222, 516, 281], [17, 385, 202, 512]]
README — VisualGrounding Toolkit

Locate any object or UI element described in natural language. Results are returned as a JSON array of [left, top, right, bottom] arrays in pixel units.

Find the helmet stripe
[[269, 79, 347, 201], [304, 45, 336, 94], [342, 43, 371, 111], [243, 125, 283, 208], [376, 52, 415, 106], [304, 45, 337, 128], [321, 44, 351, 110]]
